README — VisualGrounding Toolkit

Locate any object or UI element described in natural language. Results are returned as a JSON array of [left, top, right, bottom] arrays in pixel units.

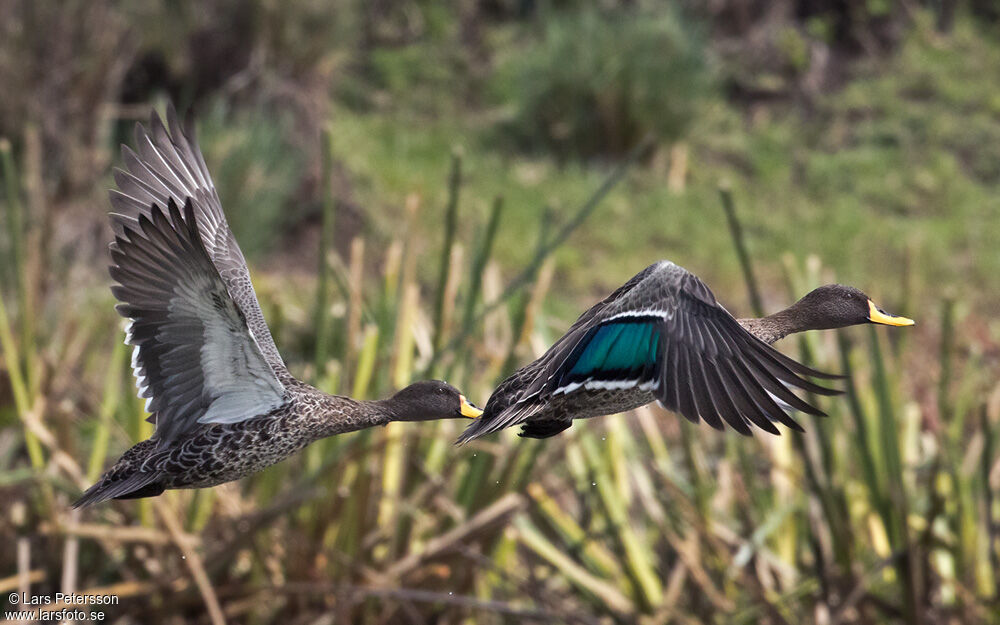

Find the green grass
[[327, 17, 1000, 324]]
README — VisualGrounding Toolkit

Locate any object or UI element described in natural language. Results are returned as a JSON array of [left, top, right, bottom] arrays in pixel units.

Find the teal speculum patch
[[567, 319, 660, 379]]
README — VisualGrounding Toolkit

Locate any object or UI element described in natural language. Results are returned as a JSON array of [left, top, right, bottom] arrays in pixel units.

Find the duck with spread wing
[[76, 108, 482, 507], [458, 261, 912, 442]]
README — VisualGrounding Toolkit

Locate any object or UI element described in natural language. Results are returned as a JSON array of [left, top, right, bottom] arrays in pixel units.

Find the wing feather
[[110, 105, 286, 375], [111, 199, 285, 442], [459, 261, 842, 442]]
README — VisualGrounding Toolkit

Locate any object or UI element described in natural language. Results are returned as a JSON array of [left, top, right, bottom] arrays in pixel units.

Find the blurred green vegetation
[[331, 15, 1000, 317], [491, 6, 711, 157], [198, 104, 305, 258], [0, 1, 998, 624]]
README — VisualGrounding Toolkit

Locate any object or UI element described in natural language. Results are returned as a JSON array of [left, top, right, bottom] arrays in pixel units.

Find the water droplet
[[591, 482, 596, 486]]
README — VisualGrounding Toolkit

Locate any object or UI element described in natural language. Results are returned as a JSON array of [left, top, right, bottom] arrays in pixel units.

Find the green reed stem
[[981, 406, 999, 595], [86, 339, 127, 482], [0, 293, 42, 470], [719, 185, 763, 317], [0, 138, 34, 396], [0, 283, 47, 535], [313, 124, 337, 374], [433, 150, 462, 354], [452, 195, 503, 377], [938, 297, 955, 425], [0, 139, 23, 294], [869, 324, 921, 622], [187, 488, 216, 532], [719, 186, 769, 510], [353, 325, 380, 400]]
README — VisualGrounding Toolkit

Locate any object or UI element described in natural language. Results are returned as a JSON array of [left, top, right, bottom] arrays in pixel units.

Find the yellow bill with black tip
[[459, 395, 483, 419], [867, 300, 914, 327]]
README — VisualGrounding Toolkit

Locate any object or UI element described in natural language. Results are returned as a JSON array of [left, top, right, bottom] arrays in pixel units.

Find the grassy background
[[0, 1, 998, 623]]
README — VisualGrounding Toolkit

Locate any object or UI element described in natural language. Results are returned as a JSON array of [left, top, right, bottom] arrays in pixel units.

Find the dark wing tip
[[799, 381, 843, 397], [658, 296, 848, 435], [455, 401, 522, 444], [455, 418, 490, 445], [133, 121, 148, 145], [798, 367, 846, 381], [786, 418, 806, 432], [165, 102, 185, 142], [150, 107, 168, 132]]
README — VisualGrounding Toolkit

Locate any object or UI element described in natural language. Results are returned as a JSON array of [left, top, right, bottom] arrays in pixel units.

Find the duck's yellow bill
[[867, 300, 914, 327], [460, 395, 483, 419]]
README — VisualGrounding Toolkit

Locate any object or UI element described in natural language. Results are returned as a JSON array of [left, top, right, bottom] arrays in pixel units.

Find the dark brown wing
[[458, 261, 839, 442], [109, 105, 286, 374], [111, 199, 285, 442]]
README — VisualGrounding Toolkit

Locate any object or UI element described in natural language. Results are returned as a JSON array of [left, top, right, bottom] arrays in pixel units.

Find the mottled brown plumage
[[79, 375, 471, 505], [75, 108, 481, 507]]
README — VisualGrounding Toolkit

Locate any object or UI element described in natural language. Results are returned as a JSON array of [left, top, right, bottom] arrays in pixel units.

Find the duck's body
[[76, 108, 480, 507], [459, 261, 912, 442], [477, 366, 657, 439], [80, 383, 389, 503]]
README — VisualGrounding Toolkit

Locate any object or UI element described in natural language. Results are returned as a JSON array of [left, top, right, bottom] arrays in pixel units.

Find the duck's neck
[[311, 394, 396, 438], [737, 301, 819, 345]]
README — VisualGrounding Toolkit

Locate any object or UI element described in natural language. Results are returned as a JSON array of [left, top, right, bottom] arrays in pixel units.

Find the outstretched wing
[[109, 105, 285, 373], [111, 199, 285, 442], [460, 261, 840, 441]]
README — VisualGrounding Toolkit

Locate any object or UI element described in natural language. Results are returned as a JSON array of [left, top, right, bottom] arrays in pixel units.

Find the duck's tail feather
[[72, 472, 164, 508], [456, 400, 539, 444]]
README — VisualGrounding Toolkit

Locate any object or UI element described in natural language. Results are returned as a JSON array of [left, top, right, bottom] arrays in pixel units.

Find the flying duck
[[75, 108, 482, 507], [457, 261, 912, 442]]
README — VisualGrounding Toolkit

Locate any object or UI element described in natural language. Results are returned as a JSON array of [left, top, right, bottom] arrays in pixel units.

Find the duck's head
[[383, 380, 483, 422], [786, 284, 915, 331]]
